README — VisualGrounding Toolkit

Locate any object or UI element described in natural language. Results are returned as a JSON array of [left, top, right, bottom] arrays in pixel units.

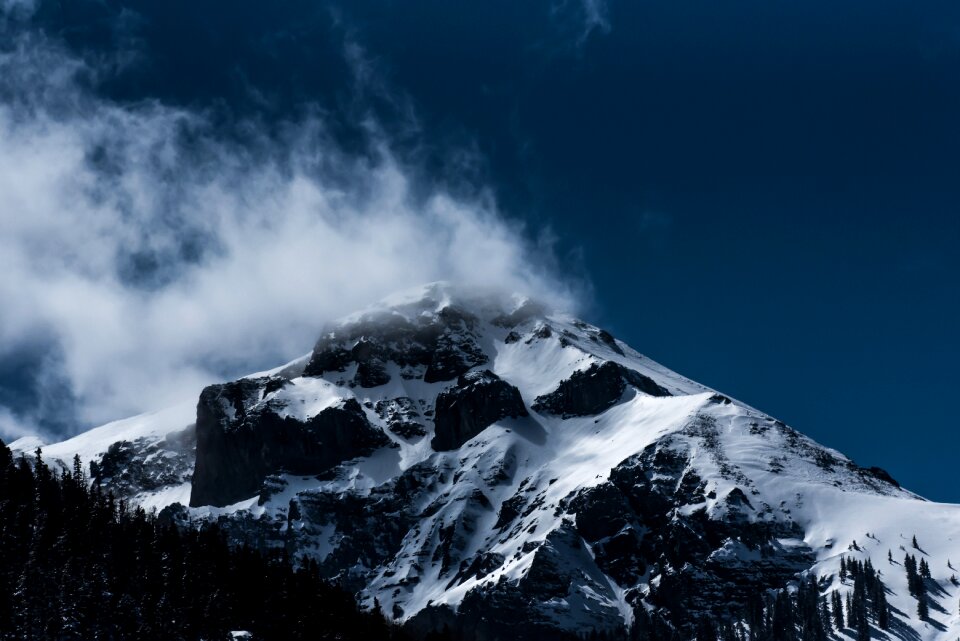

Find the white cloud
[[0, 407, 37, 442], [580, 0, 611, 41], [0, 33, 580, 439]]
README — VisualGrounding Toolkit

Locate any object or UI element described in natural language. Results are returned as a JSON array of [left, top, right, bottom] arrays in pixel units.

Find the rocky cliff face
[[303, 305, 488, 386], [532, 360, 670, 417], [17, 283, 960, 641], [431, 370, 527, 451], [191, 379, 391, 507]]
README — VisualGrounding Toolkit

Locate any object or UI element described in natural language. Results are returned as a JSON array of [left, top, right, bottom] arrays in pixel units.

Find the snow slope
[[12, 402, 195, 467]]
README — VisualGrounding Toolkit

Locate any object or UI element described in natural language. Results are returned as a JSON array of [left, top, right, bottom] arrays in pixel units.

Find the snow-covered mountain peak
[[350, 281, 543, 320], [12, 285, 960, 641], [322, 282, 553, 344]]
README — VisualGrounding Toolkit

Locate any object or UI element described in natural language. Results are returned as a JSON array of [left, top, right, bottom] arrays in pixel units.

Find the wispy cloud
[[0, 24, 579, 441], [579, 0, 611, 43], [550, 0, 611, 49]]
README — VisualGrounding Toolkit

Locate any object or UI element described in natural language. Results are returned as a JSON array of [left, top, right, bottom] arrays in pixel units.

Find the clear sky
[[1, 1, 958, 500]]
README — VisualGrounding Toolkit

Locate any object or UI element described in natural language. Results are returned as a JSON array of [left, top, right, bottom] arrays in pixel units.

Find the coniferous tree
[[831, 591, 844, 630], [795, 575, 825, 641], [819, 594, 831, 636], [905, 554, 920, 595], [851, 571, 869, 641], [905, 552, 929, 620], [876, 588, 889, 631], [771, 590, 796, 641]]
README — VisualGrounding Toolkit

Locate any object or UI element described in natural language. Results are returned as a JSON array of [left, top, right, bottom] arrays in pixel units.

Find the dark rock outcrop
[[304, 306, 487, 387], [532, 361, 670, 418], [561, 434, 813, 633], [411, 524, 624, 641], [431, 370, 528, 451], [862, 465, 900, 488], [205, 461, 433, 593], [491, 299, 548, 328], [190, 378, 390, 508], [90, 426, 195, 500], [375, 397, 426, 439], [594, 329, 624, 355]]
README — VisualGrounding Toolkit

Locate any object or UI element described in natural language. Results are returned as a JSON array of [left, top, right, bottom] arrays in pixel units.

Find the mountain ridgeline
[[10, 284, 960, 641]]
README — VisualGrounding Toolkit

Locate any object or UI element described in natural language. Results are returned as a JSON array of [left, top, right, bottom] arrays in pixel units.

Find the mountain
[[13, 282, 960, 640]]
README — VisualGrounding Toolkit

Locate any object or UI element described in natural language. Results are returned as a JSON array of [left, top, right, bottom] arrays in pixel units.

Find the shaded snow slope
[[15, 283, 960, 640]]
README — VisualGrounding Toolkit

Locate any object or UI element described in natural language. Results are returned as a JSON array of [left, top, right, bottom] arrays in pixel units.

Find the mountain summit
[[15, 283, 960, 640]]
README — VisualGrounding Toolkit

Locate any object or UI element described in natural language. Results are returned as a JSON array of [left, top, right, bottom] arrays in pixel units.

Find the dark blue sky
[[12, 0, 960, 500]]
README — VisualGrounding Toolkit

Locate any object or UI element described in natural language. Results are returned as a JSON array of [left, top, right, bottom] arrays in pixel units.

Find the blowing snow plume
[[0, 11, 579, 441]]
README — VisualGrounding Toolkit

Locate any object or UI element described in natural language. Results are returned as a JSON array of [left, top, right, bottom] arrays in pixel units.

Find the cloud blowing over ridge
[[0, 13, 580, 440]]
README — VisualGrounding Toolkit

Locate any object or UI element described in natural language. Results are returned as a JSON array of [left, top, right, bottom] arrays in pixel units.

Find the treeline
[[0, 440, 407, 641]]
